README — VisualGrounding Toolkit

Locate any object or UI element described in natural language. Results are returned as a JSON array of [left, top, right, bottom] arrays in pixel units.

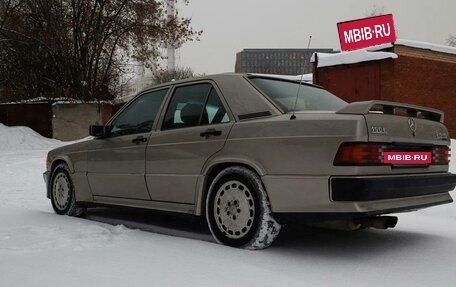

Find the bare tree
[[0, 0, 201, 102], [447, 34, 456, 47], [152, 66, 199, 84], [364, 4, 385, 17]]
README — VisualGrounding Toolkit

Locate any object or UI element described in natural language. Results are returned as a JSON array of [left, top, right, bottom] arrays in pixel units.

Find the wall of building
[[0, 102, 119, 140], [387, 45, 456, 137], [314, 61, 383, 102], [236, 48, 335, 75], [51, 103, 120, 141]]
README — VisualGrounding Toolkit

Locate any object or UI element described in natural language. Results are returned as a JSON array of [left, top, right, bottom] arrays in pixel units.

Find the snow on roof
[[311, 39, 456, 69], [395, 39, 456, 55], [3, 97, 115, 105], [52, 100, 113, 105], [249, 73, 313, 83], [310, 43, 397, 68]]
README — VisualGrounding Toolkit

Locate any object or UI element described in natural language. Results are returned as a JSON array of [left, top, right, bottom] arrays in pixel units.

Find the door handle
[[132, 135, 148, 144], [200, 128, 222, 138]]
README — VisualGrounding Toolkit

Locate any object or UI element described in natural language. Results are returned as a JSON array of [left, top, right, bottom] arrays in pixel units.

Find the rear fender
[[194, 157, 267, 216]]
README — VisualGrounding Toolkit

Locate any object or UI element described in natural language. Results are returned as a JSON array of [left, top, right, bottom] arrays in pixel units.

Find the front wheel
[[206, 166, 281, 249], [50, 163, 85, 217]]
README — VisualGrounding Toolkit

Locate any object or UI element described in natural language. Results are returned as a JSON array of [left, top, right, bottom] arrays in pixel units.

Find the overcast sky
[[174, 0, 456, 74]]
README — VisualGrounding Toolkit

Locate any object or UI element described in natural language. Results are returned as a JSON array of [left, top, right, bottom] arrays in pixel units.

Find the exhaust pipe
[[357, 216, 398, 230], [303, 216, 398, 231]]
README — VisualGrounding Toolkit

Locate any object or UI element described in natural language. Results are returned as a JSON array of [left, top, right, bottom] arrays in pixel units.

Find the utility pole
[[166, 0, 176, 71]]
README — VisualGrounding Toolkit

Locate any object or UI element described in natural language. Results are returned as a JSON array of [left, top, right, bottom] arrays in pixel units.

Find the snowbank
[[0, 124, 62, 151]]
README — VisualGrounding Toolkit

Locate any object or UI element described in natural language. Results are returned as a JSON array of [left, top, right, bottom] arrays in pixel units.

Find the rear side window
[[201, 88, 230, 125], [162, 83, 230, 130], [249, 77, 347, 112]]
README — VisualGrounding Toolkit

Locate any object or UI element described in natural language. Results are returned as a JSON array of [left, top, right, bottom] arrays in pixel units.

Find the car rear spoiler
[[336, 100, 444, 123]]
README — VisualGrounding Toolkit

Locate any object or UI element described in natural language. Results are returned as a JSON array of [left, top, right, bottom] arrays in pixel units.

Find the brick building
[[312, 40, 456, 137], [235, 48, 335, 75]]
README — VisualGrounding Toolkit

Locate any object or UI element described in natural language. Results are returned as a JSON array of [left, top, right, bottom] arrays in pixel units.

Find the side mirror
[[89, 125, 110, 138]]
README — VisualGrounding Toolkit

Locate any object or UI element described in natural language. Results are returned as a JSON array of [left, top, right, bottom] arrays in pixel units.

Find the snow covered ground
[[0, 123, 455, 287]]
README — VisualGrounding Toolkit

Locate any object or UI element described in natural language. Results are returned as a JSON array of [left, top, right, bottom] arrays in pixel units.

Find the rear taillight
[[334, 143, 385, 166], [334, 143, 450, 166], [432, 146, 450, 165]]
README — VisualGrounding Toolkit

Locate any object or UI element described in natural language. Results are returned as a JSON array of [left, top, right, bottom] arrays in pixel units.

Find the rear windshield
[[249, 77, 347, 112]]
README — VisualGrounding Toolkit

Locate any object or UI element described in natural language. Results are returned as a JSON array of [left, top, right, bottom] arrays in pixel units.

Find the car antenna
[[290, 35, 312, 120]]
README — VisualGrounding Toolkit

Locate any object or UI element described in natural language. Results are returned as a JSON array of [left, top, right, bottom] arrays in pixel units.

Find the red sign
[[337, 14, 397, 51], [383, 151, 431, 165]]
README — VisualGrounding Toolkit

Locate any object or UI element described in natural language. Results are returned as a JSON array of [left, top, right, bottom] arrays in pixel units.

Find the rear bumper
[[331, 173, 456, 201], [274, 199, 453, 223], [262, 173, 454, 215]]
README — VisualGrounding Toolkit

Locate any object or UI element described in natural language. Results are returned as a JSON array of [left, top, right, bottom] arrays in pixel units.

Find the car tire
[[206, 166, 282, 249], [50, 163, 86, 217]]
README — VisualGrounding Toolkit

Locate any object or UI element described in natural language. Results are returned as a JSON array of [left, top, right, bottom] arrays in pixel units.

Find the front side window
[[162, 83, 230, 130], [249, 77, 347, 112], [110, 88, 168, 136]]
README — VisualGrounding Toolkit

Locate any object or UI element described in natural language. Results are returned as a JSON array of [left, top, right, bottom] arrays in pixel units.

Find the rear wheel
[[206, 166, 281, 249], [50, 163, 85, 217]]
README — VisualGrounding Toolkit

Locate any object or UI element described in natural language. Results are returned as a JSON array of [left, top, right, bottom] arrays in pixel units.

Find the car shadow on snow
[[83, 207, 214, 243], [83, 207, 444, 258]]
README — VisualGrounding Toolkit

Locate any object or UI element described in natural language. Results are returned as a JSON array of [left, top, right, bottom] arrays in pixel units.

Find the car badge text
[[371, 126, 387, 134], [436, 131, 448, 140]]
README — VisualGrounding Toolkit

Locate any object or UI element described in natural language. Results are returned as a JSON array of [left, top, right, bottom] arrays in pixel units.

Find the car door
[[87, 88, 169, 200], [146, 82, 234, 204]]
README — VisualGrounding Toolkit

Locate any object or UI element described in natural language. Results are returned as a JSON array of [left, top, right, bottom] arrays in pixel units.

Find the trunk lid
[[337, 100, 450, 146]]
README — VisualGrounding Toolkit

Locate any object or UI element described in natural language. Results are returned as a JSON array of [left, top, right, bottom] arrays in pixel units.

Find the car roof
[[148, 72, 324, 90], [140, 73, 284, 120]]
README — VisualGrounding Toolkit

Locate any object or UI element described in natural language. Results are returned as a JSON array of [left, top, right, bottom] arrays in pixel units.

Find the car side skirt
[[91, 196, 195, 214]]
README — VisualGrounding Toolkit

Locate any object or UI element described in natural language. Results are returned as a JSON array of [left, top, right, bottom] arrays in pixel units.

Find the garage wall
[[52, 103, 102, 141], [315, 61, 383, 103], [0, 103, 52, 138], [389, 46, 456, 138], [0, 102, 121, 140], [52, 103, 121, 141]]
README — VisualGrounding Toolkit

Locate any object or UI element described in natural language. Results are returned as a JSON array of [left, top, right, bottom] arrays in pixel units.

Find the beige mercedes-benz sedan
[[43, 73, 456, 249]]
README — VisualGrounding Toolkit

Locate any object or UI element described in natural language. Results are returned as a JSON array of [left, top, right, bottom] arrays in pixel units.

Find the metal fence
[[0, 103, 53, 138]]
